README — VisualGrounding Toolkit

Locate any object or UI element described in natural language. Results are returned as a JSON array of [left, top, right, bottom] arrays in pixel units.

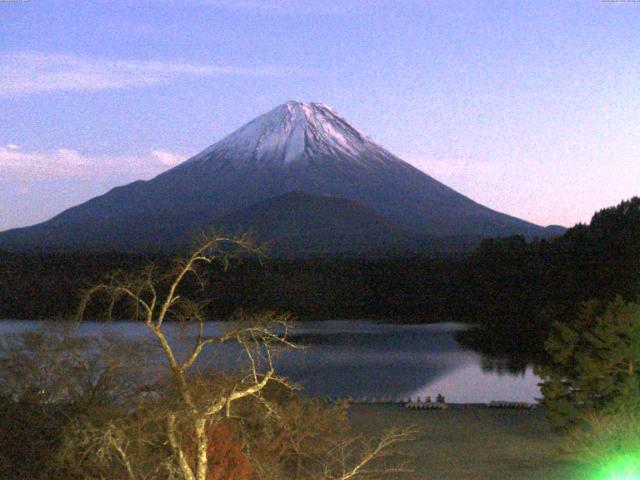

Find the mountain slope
[[0, 101, 556, 253], [214, 191, 417, 257]]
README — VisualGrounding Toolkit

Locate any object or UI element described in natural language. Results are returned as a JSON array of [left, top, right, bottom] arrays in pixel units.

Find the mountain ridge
[[0, 101, 564, 254]]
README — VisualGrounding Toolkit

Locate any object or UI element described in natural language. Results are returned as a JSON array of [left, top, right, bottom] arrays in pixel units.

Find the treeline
[[0, 252, 166, 320], [0, 251, 462, 322], [457, 197, 640, 362], [469, 196, 640, 322], [1, 197, 638, 357]]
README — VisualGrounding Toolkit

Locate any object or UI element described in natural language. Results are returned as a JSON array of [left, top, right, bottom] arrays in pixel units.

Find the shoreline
[[330, 399, 539, 409], [348, 404, 580, 480]]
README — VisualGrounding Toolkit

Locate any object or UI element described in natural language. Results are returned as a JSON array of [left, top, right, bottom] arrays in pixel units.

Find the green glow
[[587, 453, 640, 480]]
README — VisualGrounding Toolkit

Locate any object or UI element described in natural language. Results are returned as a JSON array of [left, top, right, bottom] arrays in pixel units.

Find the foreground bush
[[1, 235, 415, 480], [562, 409, 640, 477], [0, 328, 149, 480], [0, 398, 73, 479], [0, 332, 405, 480], [52, 376, 352, 480]]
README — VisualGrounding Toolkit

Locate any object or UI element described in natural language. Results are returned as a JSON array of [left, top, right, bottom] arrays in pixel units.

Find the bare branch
[[167, 413, 196, 480], [67, 233, 415, 480]]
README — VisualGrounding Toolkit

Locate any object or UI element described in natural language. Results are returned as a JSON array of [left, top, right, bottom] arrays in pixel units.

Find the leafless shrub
[[4, 234, 416, 480]]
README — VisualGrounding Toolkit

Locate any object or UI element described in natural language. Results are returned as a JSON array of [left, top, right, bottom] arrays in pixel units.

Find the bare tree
[[76, 234, 416, 480], [0, 325, 154, 480], [320, 426, 418, 480]]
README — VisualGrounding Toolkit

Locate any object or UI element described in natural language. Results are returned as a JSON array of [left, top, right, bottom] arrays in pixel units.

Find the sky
[[1, 0, 639, 231]]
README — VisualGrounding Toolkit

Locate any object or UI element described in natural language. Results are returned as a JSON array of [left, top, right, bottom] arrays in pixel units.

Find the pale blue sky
[[1, 0, 639, 230]]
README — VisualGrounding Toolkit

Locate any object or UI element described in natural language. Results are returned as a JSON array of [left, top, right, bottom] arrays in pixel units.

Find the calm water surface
[[0, 320, 541, 403]]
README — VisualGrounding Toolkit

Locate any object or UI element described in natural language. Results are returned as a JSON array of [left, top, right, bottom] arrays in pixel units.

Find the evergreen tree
[[536, 297, 640, 431]]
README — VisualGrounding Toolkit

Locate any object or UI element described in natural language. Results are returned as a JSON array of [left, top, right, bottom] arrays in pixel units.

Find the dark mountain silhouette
[[215, 191, 417, 257], [0, 101, 563, 254]]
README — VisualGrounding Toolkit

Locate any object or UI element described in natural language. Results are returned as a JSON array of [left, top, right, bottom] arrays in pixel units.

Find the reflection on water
[[0, 320, 542, 403], [409, 363, 541, 404]]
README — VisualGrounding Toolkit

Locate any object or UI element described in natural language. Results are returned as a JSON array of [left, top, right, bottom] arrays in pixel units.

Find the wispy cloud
[[151, 149, 183, 166], [0, 144, 185, 180], [0, 52, 306, 96], [0, 145, 191, 231]]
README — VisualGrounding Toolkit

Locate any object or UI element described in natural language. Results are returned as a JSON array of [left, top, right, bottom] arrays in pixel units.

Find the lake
[[0, 320, 541, 403]]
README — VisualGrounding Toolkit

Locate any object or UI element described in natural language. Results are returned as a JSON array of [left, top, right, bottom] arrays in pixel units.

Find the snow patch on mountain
[[184, 101, 401, 168]]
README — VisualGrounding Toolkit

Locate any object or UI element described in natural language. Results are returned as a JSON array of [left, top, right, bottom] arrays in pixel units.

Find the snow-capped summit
[[184, 101, 400, 168]]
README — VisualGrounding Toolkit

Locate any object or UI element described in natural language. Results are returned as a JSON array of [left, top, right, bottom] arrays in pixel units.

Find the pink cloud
[[0, 145, 185, 180]]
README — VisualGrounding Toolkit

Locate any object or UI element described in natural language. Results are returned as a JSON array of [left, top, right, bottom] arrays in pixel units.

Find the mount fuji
[[0, 101, 562, 255]]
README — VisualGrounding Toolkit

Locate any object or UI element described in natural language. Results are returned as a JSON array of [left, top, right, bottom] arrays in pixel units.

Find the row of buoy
[[488, 401, 536, 409], [327, 394, 448, 405], [326, 396, 402, 404], [405, 401, 447, 410], [325, 396, 537, 409]]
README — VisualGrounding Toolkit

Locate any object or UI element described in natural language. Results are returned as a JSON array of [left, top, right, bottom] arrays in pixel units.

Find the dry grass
[[348, 404, 583, 480]]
